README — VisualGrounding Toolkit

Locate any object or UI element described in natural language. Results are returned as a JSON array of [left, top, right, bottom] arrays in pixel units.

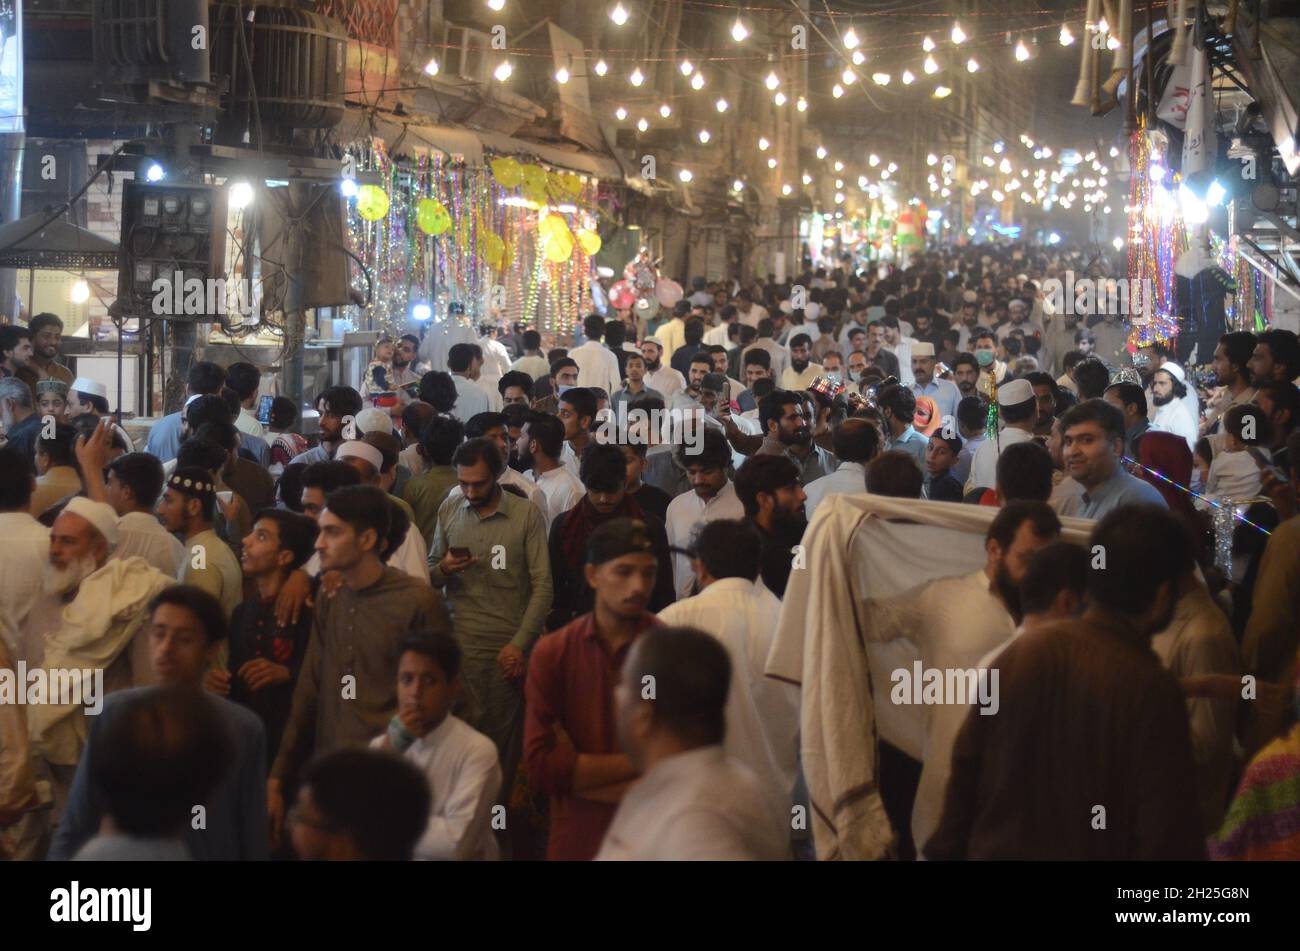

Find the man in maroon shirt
[[524, 518, 661, 860]]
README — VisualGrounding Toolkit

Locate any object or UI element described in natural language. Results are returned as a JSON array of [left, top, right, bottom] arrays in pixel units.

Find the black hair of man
[[692, 518, 762, 582], [625, 626, 731, 747], [187, 361, 227, 397], [300, 748, 431, 861], [605, 320, 626, 348], [684, 319, 705, 346], [560, 387, 597, 428], [956, 396, 987, 432], [218, 386, 241, 419], [734, 453, 801, 517], [996, 443, 1055, 503], [757, 317, 775, 339], [1019, 540, 1090, 617], [689, 351, 713, 372], [498, 371, 533, 399], [523, 329, 542, 351], [416, 372, 456, 414], [1256, 381, 1300, 435], [398, 629, 462, 682], [743, 348, 772, 371], [737, 324, 758, 347], [319, 385, 364, 421], [226, 362, 261, 402], [169, 465, 218, 523], [501, 402, 530, 431], [176, 438, 228, 477], [866, 450, 923, 498], [149, 584, 230, 645], [523, 411, 565, 460], [1219, 331, 1258, 381], [876, 383, 917, 422], [270, 395, 299, 431], [462, 413, 505, 442], [677, 425, 731, 470], [583, 313, 605, 341], [452, 436, 505, 477], [758, 388, 803, 437], [1060, 397, 1126, 444], [400, 402, 435, 446], [301, 460, 363, 496], [186, 394, 233, 430], [0, 445, 32, 511], [93, 685, 234, 839], [831, 417, 880, 463], [0, 324, 30, 357], [1071, 358, 1111, 400], [36, 423, 77, 469], [580, 443, 628, 494], [322, 484, 391, 548], [1061, 349, 1086, 373], [789, 332, 812, 351], [107, 452, 165, 509], [751, 378, 777, 401], [195, 420, 238, 454], [29, 312, 64, 338], [447, 343, 482, 374], [950, 351, 980, 374], [1104, 381, 1147, 416], [277, 463, 308, 513], [550, 357, 578, 379], [252, 508, 319, 570], [1087, 504, 1194, 615], [547, 348, 569, 365]]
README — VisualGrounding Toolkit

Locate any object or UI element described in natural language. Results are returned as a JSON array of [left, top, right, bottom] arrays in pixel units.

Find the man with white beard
[[23, 497, 173, 814]]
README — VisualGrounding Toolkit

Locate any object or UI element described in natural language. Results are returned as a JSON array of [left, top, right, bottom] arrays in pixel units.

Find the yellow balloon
[[540, 213, 571, 243], [521, 164, 548, 193], [577, 229, 602, 255], [415, 198, 451, 235], [490, 157, 523, 188], [356, 185, 390, 221], [482, 232, 505, 269], [562, 172, 583, 195], [547, 171, 567, 197], [545, 235, 574, 263]]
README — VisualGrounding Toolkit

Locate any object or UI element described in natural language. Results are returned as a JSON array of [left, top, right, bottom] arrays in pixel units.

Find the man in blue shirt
[[145, 361, 227, 462], [1060, 399, 1168, 519], [878, 382, 928, 470], [910, 341, 960, 422]]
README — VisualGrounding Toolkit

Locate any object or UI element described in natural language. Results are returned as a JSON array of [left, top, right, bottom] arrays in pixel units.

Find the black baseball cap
[[587, 518, 656, 566]]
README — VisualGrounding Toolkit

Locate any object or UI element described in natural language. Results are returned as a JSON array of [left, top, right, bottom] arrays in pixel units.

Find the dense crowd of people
[[1, 242, 1298, 861]]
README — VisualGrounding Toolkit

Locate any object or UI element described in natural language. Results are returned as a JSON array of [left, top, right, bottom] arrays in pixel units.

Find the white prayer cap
[[354, 407, 394, 436], [997, 378, 1035, 407], [1158, 361, 1186, 382], [963, 290, 978, 303], [779, 300, 794, 315], [806, 302, 822, 320], [60, 497, 120, 549], [642, 336, 665, 350], [336, 440, 384, 472], [71, 377, 108, 399], [596, 266, 615, 279], [911, 342, 936, 357]]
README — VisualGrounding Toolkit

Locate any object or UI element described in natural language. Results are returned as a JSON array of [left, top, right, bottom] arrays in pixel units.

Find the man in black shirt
[[207, 509, 318, 766], [734, 454, 807, 598]]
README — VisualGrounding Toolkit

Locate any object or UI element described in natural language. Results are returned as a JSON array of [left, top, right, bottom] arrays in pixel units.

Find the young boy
[[924, 431, 964, 502], [372, 631, 503, 861]]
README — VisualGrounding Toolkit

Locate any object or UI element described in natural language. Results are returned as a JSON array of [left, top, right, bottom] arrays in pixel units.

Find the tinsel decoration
[[984, 376, 999, 441], [1212, 498, 1236, 577], [1211, 231, 1273, 332], [1126, 122, 1186, 349]]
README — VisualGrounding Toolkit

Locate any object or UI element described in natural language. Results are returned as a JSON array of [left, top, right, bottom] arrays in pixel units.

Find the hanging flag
[[1181, 44, 1216, 177]]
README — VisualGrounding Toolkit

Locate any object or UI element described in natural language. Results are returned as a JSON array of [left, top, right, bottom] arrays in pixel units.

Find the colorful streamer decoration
[[1126, 122, 1186, 350]]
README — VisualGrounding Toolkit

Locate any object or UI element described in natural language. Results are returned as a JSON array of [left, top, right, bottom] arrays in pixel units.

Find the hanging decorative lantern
[[356, 184, 391, 221]]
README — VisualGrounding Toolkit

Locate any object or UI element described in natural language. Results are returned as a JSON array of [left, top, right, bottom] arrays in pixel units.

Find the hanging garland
[[1125, 121, 1185, 350]]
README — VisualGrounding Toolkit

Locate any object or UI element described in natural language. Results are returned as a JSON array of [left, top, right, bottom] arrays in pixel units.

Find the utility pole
[[282, 180, 309, 412]]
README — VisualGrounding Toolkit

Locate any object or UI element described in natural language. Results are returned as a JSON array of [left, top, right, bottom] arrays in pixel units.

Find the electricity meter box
[[118, 181, 228, 320]]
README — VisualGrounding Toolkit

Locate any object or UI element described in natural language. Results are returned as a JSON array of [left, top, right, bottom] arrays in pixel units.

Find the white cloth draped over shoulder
[[765, 494, 1093, 861]]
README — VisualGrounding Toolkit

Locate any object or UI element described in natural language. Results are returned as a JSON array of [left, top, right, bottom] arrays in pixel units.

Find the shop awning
[[0, 212, 120, 270]]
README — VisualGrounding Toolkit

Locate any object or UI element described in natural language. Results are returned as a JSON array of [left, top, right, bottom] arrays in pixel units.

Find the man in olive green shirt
[[430, 438, 551, 790], [268, 485, 449, 848]]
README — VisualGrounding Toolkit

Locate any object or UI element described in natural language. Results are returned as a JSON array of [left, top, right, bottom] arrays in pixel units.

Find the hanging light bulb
[[774, 91, 787, 106], [844, 27, 860, 49], [833, 160, 844, 172], [851, 50, 866, 66], [832, 83, 844, 98], [680, 59, 694, 76], [731, 16, 749, 42], [765, 71, 780, 91], [229, 181, 254, 209], [733, 179, 744, 192], [659, 103, 672, 118], [933, 85, 952, 98], [1059, 24, 1075, 46], [868, 153, 880, 167], [966, 57, 980, 72], [629, 66, 644, 87], [802, 173, 812, 185], [610, 2, 629, 26], [698, 129, 711, 144], [715, 97, 729, 112], [1014, 40, 1030, 61], [637, 117, 649, 132], [952, 23, 967, 44], [424, 57, 440, 77], [796, 96, 808, 112], [782, 183, 793, 196], [555, 66, 570, 84], [924, 54, 939, 74], [594, 59, 608, 77], [923, 35, 936, 52], [835, 179, 844, 189], [841, 68, 856, 85], [926, 153, 938, 165], [71, 279, 90, 304], [678, 169, 694, 183], [494, 60, 513, 82], [872, 72, 891, 85], [767, 157, 778, 169], [690, 71, 706, 92], [615, 106, 628, 120], [816, 146, 827, 160], [901, 69, 915, 84], [758, 137, 770, 151]]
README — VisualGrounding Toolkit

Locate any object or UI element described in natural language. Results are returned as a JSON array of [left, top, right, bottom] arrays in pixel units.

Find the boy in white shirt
[[372, 631, 503, 860]]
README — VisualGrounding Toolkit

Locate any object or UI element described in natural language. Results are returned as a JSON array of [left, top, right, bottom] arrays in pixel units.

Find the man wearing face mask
[[971, 330, 1007, 397], [846, 349, 871, 386]]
